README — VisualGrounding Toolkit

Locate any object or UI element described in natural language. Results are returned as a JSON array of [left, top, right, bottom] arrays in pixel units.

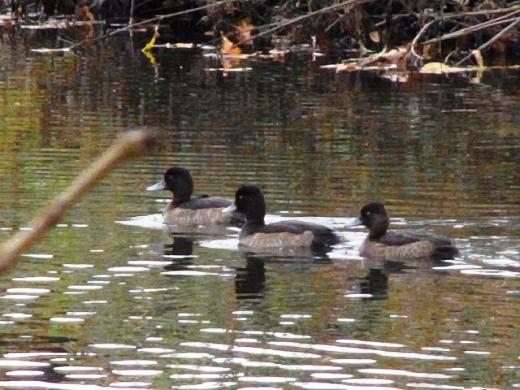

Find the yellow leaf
[[221, 34, 241, 55], [142, 32, 158, 52], [142, 48, 158, 65], [419, 62, 469, 74], [419, 62, 449, 74]]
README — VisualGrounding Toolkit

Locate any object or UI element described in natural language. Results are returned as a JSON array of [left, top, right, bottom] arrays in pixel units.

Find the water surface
[[0, 31, 519, 389]]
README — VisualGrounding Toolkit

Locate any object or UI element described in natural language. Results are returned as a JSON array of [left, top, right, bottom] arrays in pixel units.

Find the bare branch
[[0, 129, 157, 272], [455, 16, 520, 65], [422, 8, 520, 45]]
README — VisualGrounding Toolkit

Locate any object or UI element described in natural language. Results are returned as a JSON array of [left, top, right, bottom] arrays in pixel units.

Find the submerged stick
[[0, 129, 157, 272]]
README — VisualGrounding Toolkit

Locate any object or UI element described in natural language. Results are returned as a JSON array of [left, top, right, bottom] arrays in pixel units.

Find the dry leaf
[[235, 20, 254, 45], [419, 62, 469, 74], [321, 63, 358, 72], [359, 46, 408, 68], [369, 30, 380, 43], [142, 31, 159, 52], [142, 48, 158, 65], [221, 34, 241, 55], [422, 43, 440, 60], [75, 2, 94, 22], [268, 48, 289, 59], [380, 72, 409, 83], [472, 49, 484, 68], [479, 0, 499, 10]]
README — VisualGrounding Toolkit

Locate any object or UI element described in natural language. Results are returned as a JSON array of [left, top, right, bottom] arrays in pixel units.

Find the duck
[[147, 167, 244, 226], [349, 202, 459, 261], [224, 185, 340, 252]]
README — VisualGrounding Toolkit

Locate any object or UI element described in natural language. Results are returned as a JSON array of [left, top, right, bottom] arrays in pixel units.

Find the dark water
[[0, 30, 519, 390]]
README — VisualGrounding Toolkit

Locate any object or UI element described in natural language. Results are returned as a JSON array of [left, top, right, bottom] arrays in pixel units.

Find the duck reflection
[[162, 235, 195, 271], [358, 261, 410, 300], [234, 255, 266, 299], [160, 233, 405, 303], [234, 251, 333, 300], [359, 268, 389, 299], [164, 235, 194, 257]]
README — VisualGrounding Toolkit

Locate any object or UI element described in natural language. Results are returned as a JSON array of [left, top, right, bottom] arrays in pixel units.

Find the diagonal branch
[[422, 8, 520, 45], [70, 0, 237, 50], [233, 0, 378, 48], [455, 16, 520, 65]]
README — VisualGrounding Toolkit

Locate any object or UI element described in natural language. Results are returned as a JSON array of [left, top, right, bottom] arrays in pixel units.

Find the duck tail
[[431, 246, 459, 261]]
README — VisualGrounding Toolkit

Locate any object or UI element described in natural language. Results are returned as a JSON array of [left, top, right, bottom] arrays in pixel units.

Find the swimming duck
[[224, 185, 340, 251], [147, 167, 244, 226], [349, 202, 459, 261]]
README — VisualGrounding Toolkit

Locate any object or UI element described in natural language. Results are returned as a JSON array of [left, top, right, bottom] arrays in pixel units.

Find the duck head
[[147, 167, 194, 203], [224, 185, 266, 224], [349, 202, 389, 239]]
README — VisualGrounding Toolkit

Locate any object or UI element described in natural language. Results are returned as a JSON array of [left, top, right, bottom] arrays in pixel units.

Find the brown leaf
[[235, 20, 254, 45], [221, 34, 241, 55], [75, 1, 94, 22], [422, 43, 440, 60], [369, 30, 380, 43], [359, 46, 408, 67]]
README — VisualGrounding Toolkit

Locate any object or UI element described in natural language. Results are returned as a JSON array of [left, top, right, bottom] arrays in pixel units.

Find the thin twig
[[441, 5, 520, 19], [233, 0, 377, 48], [422, 9, 520, 44], [70, 0, 236, 50], [129, 0, 135, 25], [410, 19, 436, 61], [455, 16, 520, 65], [0, 129, 157, 272], [324, 11, 344, 33]]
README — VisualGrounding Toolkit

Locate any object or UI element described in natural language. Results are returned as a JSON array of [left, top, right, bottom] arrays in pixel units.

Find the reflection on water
[[234, 256, 266, 300], [0, 32, 519, 389]]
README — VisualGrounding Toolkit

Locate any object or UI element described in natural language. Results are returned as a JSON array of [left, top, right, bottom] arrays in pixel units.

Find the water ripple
[[269, 342, 456, 361]]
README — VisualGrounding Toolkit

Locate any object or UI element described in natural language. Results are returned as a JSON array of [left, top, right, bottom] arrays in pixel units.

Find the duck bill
[[346, 218, 363, 227], [147, 180, 166, 191], [222, 203, 237, 214]]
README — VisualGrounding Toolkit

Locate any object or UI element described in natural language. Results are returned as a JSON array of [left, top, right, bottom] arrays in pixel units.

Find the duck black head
[[233, 185, 266, 224], [359, 202, 389, 239], [148, 167, 194, 203], [349, 202, 389, 239]]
